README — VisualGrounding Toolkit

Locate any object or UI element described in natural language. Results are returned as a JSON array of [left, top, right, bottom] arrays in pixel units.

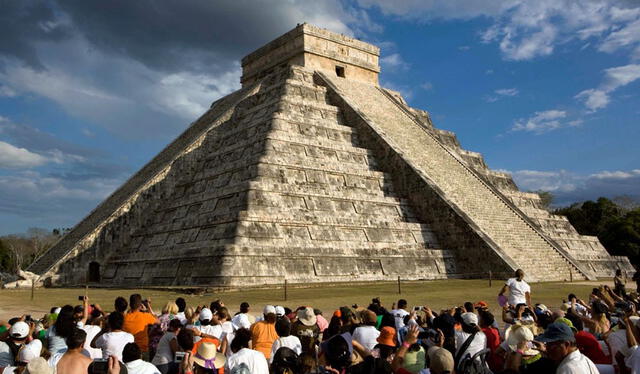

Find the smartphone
[[175, 351, 186, 363], [91, 359, 109, 374], [78, 296, 85, 301], [413, 306, 422, 312]]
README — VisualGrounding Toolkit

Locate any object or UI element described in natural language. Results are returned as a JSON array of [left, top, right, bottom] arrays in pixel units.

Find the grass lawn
[[0, 279, 610, 321]]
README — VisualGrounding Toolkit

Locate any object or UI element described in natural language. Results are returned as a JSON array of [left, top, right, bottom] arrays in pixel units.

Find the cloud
[[575, 64, 640, 112], [0, 84, 17, 97], [420, 82, 434, 91], [485, 69, 494, 75], [358, 1, 640, 62], [509, 168, 640, 206], [380, 53, 410, 71], [458, 45, 471, 51], [0, 141, 48, 168], [495, 88, 519, 96], [510, 109, 569, 133]]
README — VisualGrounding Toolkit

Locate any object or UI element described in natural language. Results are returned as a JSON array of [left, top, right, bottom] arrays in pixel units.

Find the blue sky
[[0, 0, 639, 235]]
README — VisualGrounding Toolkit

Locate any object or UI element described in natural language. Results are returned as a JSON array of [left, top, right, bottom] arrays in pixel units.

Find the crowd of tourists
[[2, 269, 640, 374]]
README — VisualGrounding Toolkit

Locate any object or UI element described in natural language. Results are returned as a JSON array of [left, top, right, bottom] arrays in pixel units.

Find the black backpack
[[457, 348, 493, 374]]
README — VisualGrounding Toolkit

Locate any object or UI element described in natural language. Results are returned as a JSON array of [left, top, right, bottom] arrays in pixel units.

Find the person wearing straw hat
[[291, 307, 319, 355], [182, 339, 226, 374], [226, 328, 268, 374]]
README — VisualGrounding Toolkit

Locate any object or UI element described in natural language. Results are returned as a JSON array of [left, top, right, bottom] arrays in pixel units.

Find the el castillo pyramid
[[29, 24, 633, 287]]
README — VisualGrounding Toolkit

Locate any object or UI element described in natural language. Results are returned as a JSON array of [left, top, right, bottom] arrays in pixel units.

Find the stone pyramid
[[28, 24, 632, 287]]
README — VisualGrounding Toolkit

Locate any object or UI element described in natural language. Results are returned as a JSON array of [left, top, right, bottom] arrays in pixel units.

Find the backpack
[[457, 348, 493, 374]]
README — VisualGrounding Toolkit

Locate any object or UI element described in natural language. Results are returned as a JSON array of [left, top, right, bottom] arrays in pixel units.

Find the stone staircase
[[318, 72, 594, 282]]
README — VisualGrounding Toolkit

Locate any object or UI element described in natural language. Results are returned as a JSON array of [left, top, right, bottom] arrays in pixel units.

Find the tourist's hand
[[436, 329, 445, 347], [108, 356, 120, 374], [180, 352, 193, 374], [422, 306, 433, 317], [191, 328, 201, 337], [405, 324, 419, 345]]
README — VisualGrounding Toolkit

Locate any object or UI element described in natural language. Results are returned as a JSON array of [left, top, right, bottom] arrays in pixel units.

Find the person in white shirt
[[151, 319, 182, 374], [226, 328, 269, 374], [192, 308, 224, 343], [537, 322, 598, 374], [454, 312, 487, 366], [499, 269, 531, 307], [175, 298, 188, 325], [352, 310, 380, 352], [91, 311, 134, 361], [391, 299, 410, 330], [123, 342, 161, 374], [270, 317, 302, 363]]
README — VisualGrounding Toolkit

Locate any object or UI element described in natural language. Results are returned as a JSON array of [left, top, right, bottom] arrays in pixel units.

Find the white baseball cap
[[10, 321, 30, 339], [199, 308, 213, 321], [461, 312, 478, 326], [275, 306, 285, 316], [263, 305, 276, 315], [231, 313, 251, 330]]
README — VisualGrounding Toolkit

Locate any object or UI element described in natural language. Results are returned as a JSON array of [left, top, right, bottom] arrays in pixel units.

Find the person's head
[[210, 300, 223, 313], [515, 269, 525, 280], [275, 317, 292, 337], [463, 302, 474, 313], [230, 328, 252, 353], [129, 294, 143, 311], [299, 352, 317, 374], [168, 318, 183, 333], [73, 305, 84, 321], [216, 307, 230, 322], [323, 333, 352, 370], [427, 346, 454, 374], [114, 297, 128, 313], [177, 329, 194, 351], [263, 305, 277, 323], [185, 306, 196, 322], [616, 269, 623, 276], [122, 342, 141, 363], [461, 312, 480, 334], [199, 308, 213, 325], [162, 302, 179, 315], [479, 311, 495, 328], [271, 347, 299, 374], [9, 321, 30, 342], [240, 302, 250, 314], [66, 328, 86, 350], [108, 311, 125, 331], [362, 310, 377, 326], [192, 341, 225, 372], [537, 322, 576, 363], [53, 305, 76, 338], [397, 299, 408, 310], [175, 297, 186, 313]]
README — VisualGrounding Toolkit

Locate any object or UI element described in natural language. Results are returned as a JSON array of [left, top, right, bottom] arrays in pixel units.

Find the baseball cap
[[263, 305, 276, 315], [10, 321, 30, 339], [427, 346, 454, 374], [555, 317, 578, 333], [231, 313, 251, 330], [199, 308, 213, 321], [275, 306, 285, 317], [537, 322, 575, 343], [461, 312, 478, 326]]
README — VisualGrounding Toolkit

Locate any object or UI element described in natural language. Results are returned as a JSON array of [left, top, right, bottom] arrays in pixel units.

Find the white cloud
[[508, 168, 640, 205], [511, 109, 568, 133], [380, 53, 410, 71], [0, 84, 17, 97], [485, 69, 494, 75], [458, 45, 471, 51], [0, 141, 48, 169], [495, 88, 519, 96], [420, 82, 433, 91], [575, 64, 640, 112]]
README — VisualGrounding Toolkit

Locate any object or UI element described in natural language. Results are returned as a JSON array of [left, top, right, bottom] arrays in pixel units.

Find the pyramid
[[29, 24, 633, 287]]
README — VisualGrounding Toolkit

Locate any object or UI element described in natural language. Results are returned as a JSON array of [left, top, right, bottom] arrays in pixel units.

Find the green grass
[[0, 279, 601, 321]]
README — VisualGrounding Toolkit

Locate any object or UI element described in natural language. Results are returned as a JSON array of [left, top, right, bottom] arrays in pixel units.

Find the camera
[[413, 306, 423, 312], [89, 359, 109, 374], [78, 296, 85, 301], [175, 351, 186, 363]]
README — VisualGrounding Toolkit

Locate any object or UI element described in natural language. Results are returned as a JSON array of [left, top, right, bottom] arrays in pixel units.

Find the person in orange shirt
[[250, 305, 279, 359], [123, 294, 158, 355]]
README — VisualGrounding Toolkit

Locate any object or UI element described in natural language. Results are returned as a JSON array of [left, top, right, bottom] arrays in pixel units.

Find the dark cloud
[[0, 1, 71, 70]]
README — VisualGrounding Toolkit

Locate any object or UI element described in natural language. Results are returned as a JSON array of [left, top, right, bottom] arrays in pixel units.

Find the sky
[[0, 0, 639, 235]]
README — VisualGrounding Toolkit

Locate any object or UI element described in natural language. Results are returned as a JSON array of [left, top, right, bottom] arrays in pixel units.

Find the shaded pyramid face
[[30, 24, 632, 287]]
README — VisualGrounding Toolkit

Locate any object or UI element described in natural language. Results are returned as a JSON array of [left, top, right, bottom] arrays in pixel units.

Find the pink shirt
[[316, 314, 329, 332]]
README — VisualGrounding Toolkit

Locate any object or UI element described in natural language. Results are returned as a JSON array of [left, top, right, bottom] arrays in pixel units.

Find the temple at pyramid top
[[241, 23, 380, 86]]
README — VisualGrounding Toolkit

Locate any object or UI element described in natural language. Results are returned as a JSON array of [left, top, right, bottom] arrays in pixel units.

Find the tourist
[[250, 306, 278, 360], [123, 342, 161, 374], [391, 299, 409, 330], [175, 298, 187, 325], [270, 346, 300, 374], [114, 297, 128, 314], [184, 339, 225, 374], [55, 328, 92, 374], [537, 322, 598, 373], [291, 306, 319, 355], [614, 269, 627, 297], [454, 312, 487, 368], [352, 310, 380, 352], [151, 319, 182, 374], [499, 269, 532, 307], [226, 328, 269, 374], [46, 305, 77, 354], [0, 321, 34, 368], [92, 310, 135, 361], [269, 317, 301, 363], [232, 302, 255, 326], [479, 310, 502, 372], [315, 309, 328, 333], [123, 295, 158, 357], [191, 308, 223, 342]]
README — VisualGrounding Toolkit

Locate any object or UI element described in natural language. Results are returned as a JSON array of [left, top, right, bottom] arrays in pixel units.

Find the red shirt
[[482, 327, 503, 372], [575, 330, 610, 364]]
